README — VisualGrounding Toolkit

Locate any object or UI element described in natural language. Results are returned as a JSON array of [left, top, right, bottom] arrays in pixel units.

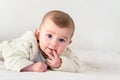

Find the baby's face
[[38, 18, 72, 56]]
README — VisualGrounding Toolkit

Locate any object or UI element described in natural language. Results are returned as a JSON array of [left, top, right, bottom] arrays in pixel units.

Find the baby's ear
[[34, 28, 40, 41]]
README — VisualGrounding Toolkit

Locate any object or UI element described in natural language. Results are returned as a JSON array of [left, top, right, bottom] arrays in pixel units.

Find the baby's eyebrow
[[46, 30, 54, 34], [61, 36, 68, 40]]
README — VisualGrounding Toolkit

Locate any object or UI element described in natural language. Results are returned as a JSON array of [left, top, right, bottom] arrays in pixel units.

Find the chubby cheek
[[57, 45, 67, 55], [39, 36, 49, 51]]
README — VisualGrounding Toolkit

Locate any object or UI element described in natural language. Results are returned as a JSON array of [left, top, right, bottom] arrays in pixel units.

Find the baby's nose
[[50, 40, 58, 48]]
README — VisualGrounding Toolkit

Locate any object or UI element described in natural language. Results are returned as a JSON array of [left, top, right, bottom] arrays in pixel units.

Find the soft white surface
[[0, 49, 120, 80]]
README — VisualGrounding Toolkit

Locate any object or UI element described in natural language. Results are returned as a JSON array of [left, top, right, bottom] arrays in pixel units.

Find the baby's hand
[[32, 62, 47, 72], [21, 62, 47, 72], [46, 50, 62, 68]]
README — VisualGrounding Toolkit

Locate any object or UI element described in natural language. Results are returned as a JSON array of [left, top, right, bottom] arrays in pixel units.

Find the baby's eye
[[59, 38, 65, 43], [47, 34, 52, 38]]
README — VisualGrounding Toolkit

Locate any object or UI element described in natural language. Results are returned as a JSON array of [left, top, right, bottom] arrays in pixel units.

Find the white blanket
[[0, 49, 120, 80]]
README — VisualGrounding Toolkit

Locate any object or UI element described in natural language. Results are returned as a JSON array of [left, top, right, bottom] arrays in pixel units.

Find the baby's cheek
[[58, 47, 65, 55]]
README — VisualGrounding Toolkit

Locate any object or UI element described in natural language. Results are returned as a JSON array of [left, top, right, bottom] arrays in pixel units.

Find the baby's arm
[[49, 48, 80, 73], [21, 62, 47, 72], [2, 39, 47, 72]]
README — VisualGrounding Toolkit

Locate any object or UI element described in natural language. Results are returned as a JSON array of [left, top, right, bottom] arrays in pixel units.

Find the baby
[[0, 10, 80, 73]]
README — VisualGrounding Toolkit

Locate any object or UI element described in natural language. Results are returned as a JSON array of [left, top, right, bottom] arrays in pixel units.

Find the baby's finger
[[46, 58, 52, 65], [53, 50, 58, 58], [47, 52, 54, 60]]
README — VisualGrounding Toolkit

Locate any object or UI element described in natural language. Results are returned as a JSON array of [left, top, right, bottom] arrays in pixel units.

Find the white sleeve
[[2, 39, 34, 72]]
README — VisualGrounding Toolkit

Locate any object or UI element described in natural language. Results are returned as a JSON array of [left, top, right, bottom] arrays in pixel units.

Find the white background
[[0, 0, 120, 53]]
